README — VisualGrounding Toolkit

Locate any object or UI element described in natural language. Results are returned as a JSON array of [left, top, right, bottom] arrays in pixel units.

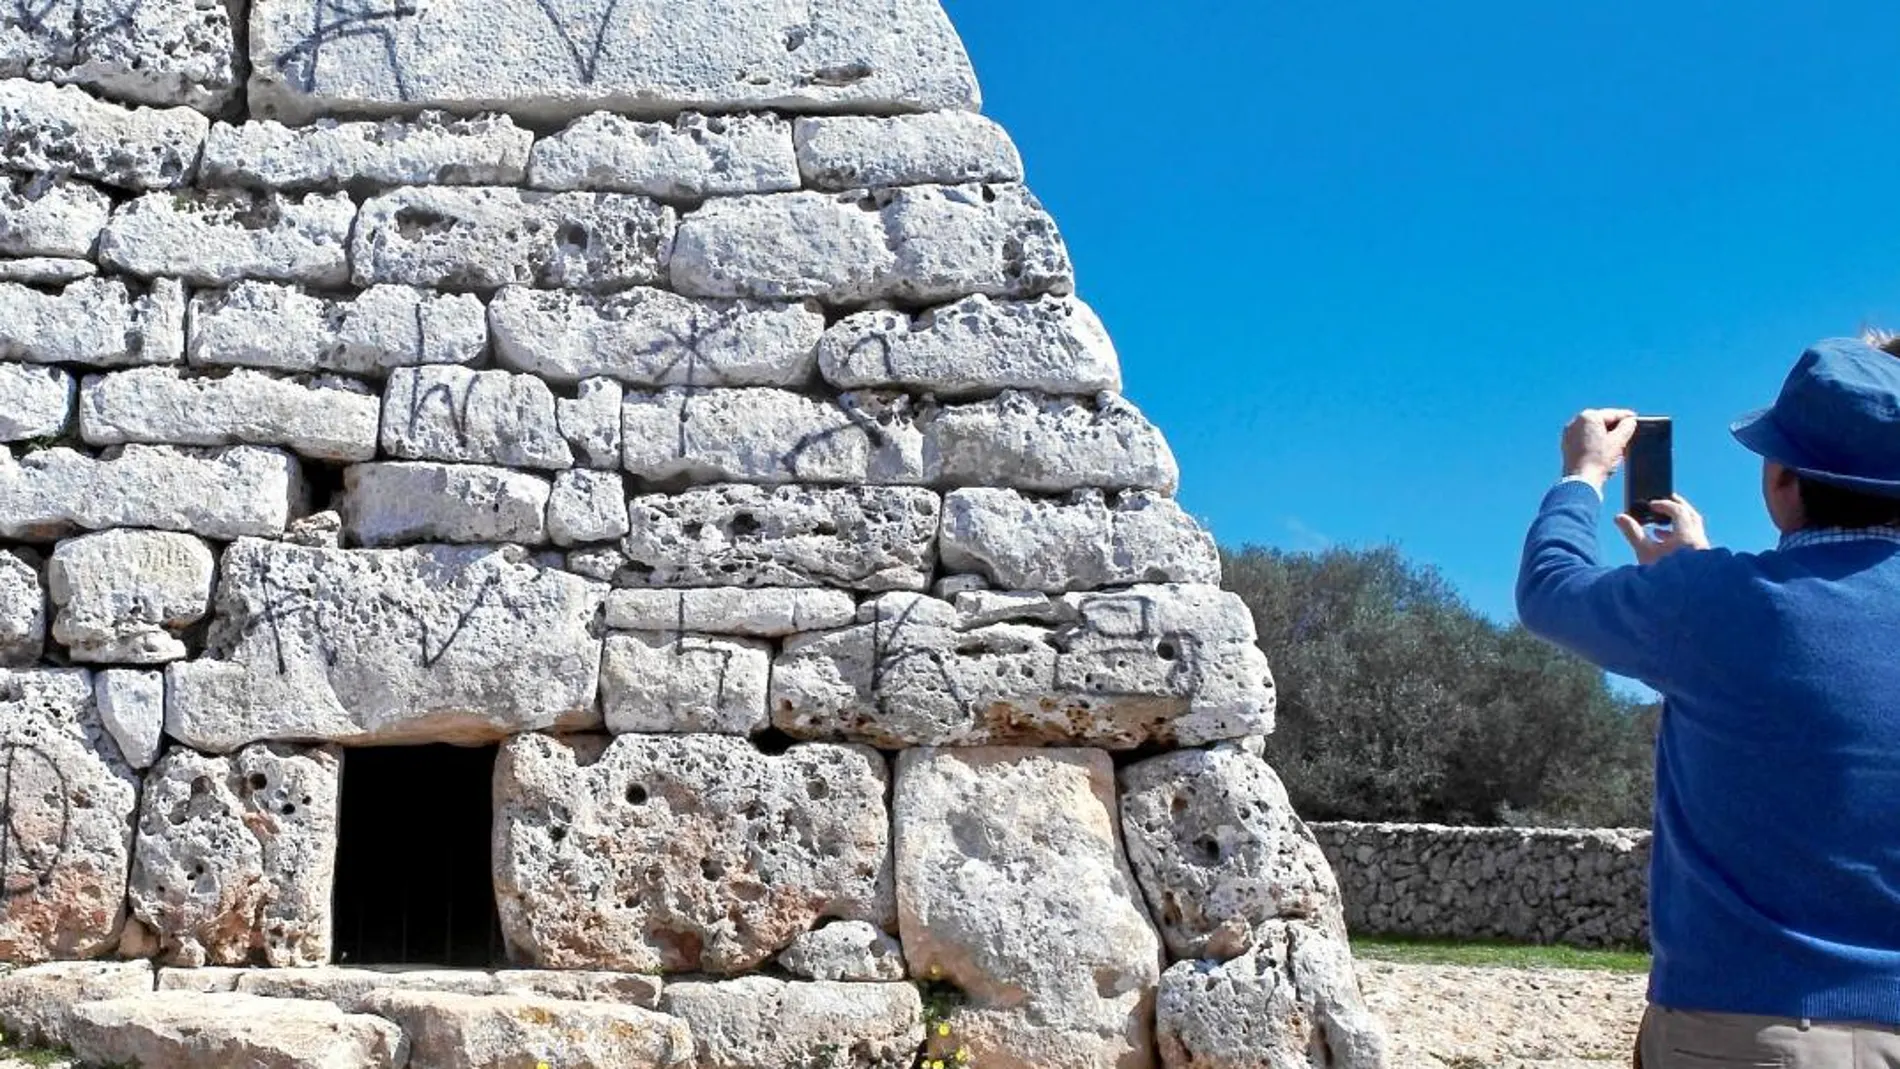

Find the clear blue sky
[[944, 0, 1900, 625]]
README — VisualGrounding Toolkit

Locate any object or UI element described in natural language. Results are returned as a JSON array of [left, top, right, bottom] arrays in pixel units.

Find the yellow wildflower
[[936, 1022, 952, 1037], [956, 1049, 971, 1064]]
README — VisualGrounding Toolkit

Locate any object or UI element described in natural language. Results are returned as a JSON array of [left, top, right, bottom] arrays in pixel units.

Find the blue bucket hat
[[1731, 338, 1900, 497]]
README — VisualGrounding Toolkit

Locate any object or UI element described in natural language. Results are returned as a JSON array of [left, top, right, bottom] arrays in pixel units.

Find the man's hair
[[1863, 327, 1900, 357]]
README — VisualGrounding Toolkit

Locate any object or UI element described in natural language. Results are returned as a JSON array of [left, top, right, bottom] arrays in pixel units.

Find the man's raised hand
[[1616, 494, 1712, 565], [1562, 408, 1640, 490]]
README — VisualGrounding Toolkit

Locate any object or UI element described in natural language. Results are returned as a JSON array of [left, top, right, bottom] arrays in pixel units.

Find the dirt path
[[1360, 959, 1647, 1068]]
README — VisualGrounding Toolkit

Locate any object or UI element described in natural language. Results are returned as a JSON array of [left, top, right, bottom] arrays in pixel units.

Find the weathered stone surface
[[0, 0, 238, 111], [0, 549, 44, 665], [495, 733, 893, 974], [203, 965, 663, 1011], [670, 184, 1071, 304], [341, 462, 551, 547], [248, 0, 979, 123], [775, 920, 906, 982], [927, 391, 1179, 493], [99, 189, 355, 286], [352, 186, 674, 292], [0, 444, 302, 541], [490, 286, 823, 387], [622, 484, 939, 591], [0, 277, 185, 367], [167, 539, 604, 750], [664, 977, 922, 1069], [530, 111, 798, 197], [93, 668, 163, 768], [67, 991, 407, 1069], [623, 388, 924, 486], [604, 587, 855, 637], [895, 747, 1162, 1068], [954, 589, 1055, 628], [188, 282, 487, 375], [558, 377, 624, 469], [492, 970, 664, 1008], [202, 112, 532, 191], [0, 256, 96, 284], [78, 367, 381, 461], [129, 743, 341, 967], [0, 668, 138, 962], [0, 77, 206, 189], [47, 529, 214, 664], [549, 469, 628, 546], [0, 960, 153, 1048], [820, 294, 1119, 397], [362, 990, 691, 1069], [0, 173, 111, 258], [382, 365, 573, 470], [795, 112, 1022, 190], [600, 632, 770, 735], [940, 488, 1220, 592], [0, 363, 73, 441]]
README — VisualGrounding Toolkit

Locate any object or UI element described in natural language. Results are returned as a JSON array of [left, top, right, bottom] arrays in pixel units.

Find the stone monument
[[0, 0, 1385, 1065]]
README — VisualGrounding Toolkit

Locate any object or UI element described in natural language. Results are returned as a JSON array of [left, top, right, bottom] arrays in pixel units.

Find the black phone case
[[1625, 419, 1673, 525]]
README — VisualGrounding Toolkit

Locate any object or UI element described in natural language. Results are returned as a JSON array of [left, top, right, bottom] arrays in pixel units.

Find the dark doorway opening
[[331, 744, 506, 967]]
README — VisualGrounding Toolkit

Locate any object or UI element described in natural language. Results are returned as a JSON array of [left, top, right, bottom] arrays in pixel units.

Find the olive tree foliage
[[1223, 545, 1654, 828]]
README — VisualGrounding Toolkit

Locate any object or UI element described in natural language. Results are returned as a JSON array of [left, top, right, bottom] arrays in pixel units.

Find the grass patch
[[1, 1046, 70, 1067], [1352, 936, 1651, 973]]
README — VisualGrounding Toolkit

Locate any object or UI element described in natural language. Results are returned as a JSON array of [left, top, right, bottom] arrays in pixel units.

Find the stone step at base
[[154, 963, 663, 1012], [65, 991, 406, 1069]]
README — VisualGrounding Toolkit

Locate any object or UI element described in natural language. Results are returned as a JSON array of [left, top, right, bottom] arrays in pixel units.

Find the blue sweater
[[1517, 480, 1900, 1023]]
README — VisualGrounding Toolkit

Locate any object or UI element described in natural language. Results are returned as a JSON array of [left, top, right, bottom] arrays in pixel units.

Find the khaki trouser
[[1639, 1005, 1900, 1068]]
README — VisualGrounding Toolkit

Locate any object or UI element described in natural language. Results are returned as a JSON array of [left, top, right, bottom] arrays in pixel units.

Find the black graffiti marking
[[5, 0, 65, 36], [418, 570, 536, 667], [845, 332, 899, 382], [274, 0, 418, 98], [626, 305, 750, 389], [868, 597, 970, 718], [404, 372, 477, 448], [1058, 593, 1205, 697], [0, 744, 68, 900], [781, 395, 896, 480], [530, 0, 623, 85]]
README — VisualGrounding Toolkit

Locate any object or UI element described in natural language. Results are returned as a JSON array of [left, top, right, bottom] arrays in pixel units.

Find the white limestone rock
[[362, 989, 691, 1069], [622, 388, 925, 486], [490, 286, 824, 387], [351, 185, 674, 292], [129, 743, 341, 967], [622, 484, 939, 591], [201, 112, 533, 191], [604, 587, 856, 637], [927, 391, 1180, 493], [775, 921, 906, 982], [663, 977, 922, 1069], [189, 282, 487, 375], [895, 747, 1163, 1068], [67, 991, 407, 1069], [0, 77, 206, 189], [0, 364, 73, 441], [940, 488, 1220, 592], [0, 172, 111, 258], [213, 965, 664, 1011], [382, 365, 573, 470], [0, 277, 186, 367], [0, 0, 238, 112], [48, 529, 214, 664], [0, 444, 302, 541], [0, 549, 44, 665], [99, 189, 355, 286], [93, 668, 163, 768], [600, 631, 770, 735], [795, 112, 1022, 190], [819, 294, 1120, 397], [0, 668, 140, 962], [248, 0, 979, 123], [495, 733, 894, 974], [166, 539, 605, 750], [670, 183, 1071, 304], [530, 111, 798, 197], [78, 367, 381, 461], [0, 960, 154, 1049], [557, 378, 623, 469], [955, 589, 1056, 628], [0, 256, 96, 284], [548, 469, 628, 547], [341, 462, 551, 547]]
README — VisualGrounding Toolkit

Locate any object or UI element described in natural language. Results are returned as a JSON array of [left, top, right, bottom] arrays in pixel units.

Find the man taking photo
[[1518, 336, 1900, 1068]]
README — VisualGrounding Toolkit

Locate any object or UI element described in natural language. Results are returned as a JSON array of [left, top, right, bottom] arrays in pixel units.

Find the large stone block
[[0, 77, 206, 189], [895, 747, 1162, 1068], [341, 461, 551, 547], [495, 733, 893, 974], [93, 668, 163, 768], [0, 444, 303, 541], [47, 529, 215, 664], [0, 0, 236, 112], [189, 281, 487, 375], [0, 549, 45, 665], [818, 294, 1120, 397], [351, 186, 674, 292], [926, 391, 1180, 493], [99, 189, 356, 286], [0, 960, 154, 1049], [0, 668, 140, 962], [604, 587, 856, 637], [600, 631, 771, 735], [490, 286, 823, 387], [382, 365, 574, 469], [795, 112, 1022, 191], [530, 111, 799, 197], [548, 469, 629, 546], [622, 388, 924, 486], [0, 173, 111, 258], [669, 184, 1071, 304], [663, 977, 922, 1069], [940, 488, 1220, 592], [0, 363, 73, 441], [621, 484, 939, 591], [67, 991, 407, 1069], [128, 743, 341, 967], [248, 0, 978, 123], [201, 112, 533, 191], [362, 990, 691, 1069], [0, 277, 185, 367], [78, 367, 381, 461], [167, 539, 605, 750]]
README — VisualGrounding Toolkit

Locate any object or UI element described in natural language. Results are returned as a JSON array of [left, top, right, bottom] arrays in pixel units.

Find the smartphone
[[1624, 417, 1673, 526]]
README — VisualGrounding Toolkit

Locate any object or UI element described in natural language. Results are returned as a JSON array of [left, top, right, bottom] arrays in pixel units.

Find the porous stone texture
[[341, 462, 551, 547], [0, 277, 185, 367], [99, 190, 356, 286], [0, 668, 140, 962], [362, 989, 691, 1069], [0, 444, 301, 541], [47, 529, 215, 664], [0, 364, 73, 441], [941, 487, 1221, 592], [0, 173, 112, 259], [381, 365, 573, 469], [530, 111, 799, 197], [66, 991, 407, 1069], [0, 549, 45, 665], [664, 976, 922, 1069], [600, 631, 771, 735], [557, 378, 625, 468], [0, 78, 206, 190], [548, 469, 628, 546], [201, 113, 534, 191], [622, 388, 924, 486], [188, 282, 488, 375], [0, 959, 154, 1048], [183, 965, 663, 1012], [495, 733, 893, 974], [0, 0, 238, 112], [129, 744, 342, 967], [795, 112, 1023, 190], [928, 391, 1180, 492], [604, 587, 856, 636], [93, 668, 164, 768], [895, 747, 1163, 1068], [78, 367, 380, 461], [776, 920, 907, 982]]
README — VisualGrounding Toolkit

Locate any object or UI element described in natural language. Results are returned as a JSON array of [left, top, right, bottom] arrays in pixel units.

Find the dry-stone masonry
[[0, 0, 1383, 1065]]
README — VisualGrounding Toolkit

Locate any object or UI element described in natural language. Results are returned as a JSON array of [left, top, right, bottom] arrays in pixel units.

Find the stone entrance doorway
[[331, 745, 505, 968]]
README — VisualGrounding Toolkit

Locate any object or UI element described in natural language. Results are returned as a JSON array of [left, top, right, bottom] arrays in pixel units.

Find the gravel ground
[[1361, 959, 1647, 1068]]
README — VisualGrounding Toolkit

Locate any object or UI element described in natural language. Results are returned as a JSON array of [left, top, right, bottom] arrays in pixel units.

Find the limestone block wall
[[1311, 823, 1651, 949]]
